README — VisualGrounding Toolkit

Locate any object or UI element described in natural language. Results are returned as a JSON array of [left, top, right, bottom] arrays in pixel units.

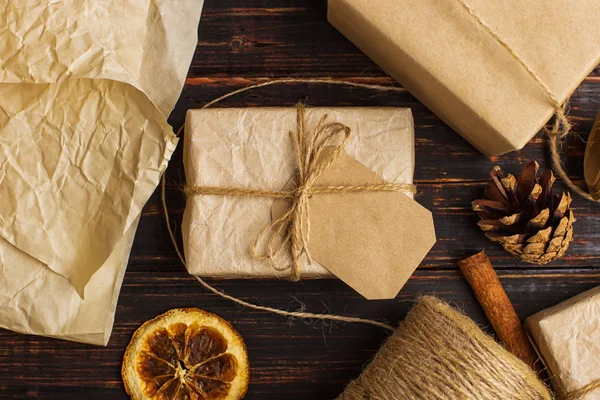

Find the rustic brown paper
[[585, 112, 600, 200], [328, 0, 600, 156], [526, 286, 600, 399], [0, 0, 204, 344], [0, 217, 138, 346], [183, 107, 436, 299], [308, 150, 435, 300]]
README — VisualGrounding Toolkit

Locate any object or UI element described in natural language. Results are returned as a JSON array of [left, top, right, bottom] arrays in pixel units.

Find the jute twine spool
[[339, 296, 551, 400]]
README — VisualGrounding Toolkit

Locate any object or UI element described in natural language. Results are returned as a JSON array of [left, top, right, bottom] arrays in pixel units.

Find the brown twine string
[[161, 78, 412, 332], [339, 296, 552, 400], [561, 381, 600, 400], [184, 104, 416, 280], [455, 0, 598, 203]]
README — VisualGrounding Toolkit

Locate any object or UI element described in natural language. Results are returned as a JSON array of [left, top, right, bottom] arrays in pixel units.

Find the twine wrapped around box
[[163, 78, 417, 330], [339, 296, 551, 400], [183, 104, 417, 281], [162, 81, 550, 397], [453, 0, 597, 203]]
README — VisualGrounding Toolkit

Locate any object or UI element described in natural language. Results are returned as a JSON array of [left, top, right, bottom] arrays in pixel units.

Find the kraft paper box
[[328, 0, 600, 156], [0, 0, 204, 345], [183, 107, 436, 299], [526, 287, 600, 399]]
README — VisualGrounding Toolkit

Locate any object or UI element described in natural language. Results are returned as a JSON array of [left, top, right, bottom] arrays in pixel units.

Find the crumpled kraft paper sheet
[[526, 286, 600, 399], [0, 0, 204, 345], [0, 218, 138, 346], [183, 107, 417, 280]]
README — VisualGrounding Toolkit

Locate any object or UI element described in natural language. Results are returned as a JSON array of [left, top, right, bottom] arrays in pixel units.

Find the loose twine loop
[[458, 1, 600, 397], [161, 0, 595, 393], [162, 78, 411, 333], [184, 104, 416, 280]]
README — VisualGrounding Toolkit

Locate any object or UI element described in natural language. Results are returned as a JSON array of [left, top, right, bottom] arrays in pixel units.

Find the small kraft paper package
[[0, 0, 204, 345], [526, 286, 600, 399], [328, 0, 600, 156], [182, 106, 436, 300]]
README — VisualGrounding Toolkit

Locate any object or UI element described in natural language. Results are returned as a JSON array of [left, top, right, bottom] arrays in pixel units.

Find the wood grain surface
[[1, 1, 600, 399]]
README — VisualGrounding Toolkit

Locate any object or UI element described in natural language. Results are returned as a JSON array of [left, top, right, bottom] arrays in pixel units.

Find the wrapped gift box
[[526, 286, 600, 399], [182, 107, 428, 288], [328, 0, 600, 156]]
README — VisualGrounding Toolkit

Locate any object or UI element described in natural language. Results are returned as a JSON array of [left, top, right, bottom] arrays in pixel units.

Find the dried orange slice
[[122, 308, 249, 400]]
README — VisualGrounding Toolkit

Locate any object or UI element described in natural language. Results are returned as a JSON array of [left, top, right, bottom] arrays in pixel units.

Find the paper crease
[[0, 0, 204, 345]]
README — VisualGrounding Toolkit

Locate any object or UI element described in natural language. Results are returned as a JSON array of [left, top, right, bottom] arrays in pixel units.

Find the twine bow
[[184, 104, 417, 280]]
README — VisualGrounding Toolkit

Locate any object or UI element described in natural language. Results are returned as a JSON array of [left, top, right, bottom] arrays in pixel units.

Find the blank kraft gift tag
[[273, 149, 436, 300]]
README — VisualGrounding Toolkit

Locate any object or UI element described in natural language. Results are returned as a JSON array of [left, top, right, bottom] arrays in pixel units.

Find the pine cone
[[472, 161, 575, 265]]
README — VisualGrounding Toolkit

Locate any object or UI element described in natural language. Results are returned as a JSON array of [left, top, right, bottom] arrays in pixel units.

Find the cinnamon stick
[[458, 251, 540, 372]]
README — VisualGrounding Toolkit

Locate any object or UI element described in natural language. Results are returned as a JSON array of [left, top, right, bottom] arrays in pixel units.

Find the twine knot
[[184, 104, 416, 280], [295, 185, 311, 197], [250, 104, 353, 280], [543, 96, 572, 140]]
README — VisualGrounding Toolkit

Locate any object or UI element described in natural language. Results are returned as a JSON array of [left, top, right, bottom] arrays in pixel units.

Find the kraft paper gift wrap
[[0, 218, 138, 346], [584, 112, 600, 200], [328, 0, 600, 156], [526, 287, 600, 400], [0, 0, 204, 345], [182, 107, 436, 300]]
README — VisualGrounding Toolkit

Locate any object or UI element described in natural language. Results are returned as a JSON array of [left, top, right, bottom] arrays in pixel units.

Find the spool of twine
[[339, 296, 551, 400]]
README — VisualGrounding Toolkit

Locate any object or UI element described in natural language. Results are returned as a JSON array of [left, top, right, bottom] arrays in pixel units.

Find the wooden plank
[[168, 76, 600, 185], [1, 267, 600, 399], [2, 0, 600, 399], [191, 1, 600, 83]]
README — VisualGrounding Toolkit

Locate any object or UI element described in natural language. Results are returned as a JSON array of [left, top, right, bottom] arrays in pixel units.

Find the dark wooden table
[[1, 1, 599, 399]]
